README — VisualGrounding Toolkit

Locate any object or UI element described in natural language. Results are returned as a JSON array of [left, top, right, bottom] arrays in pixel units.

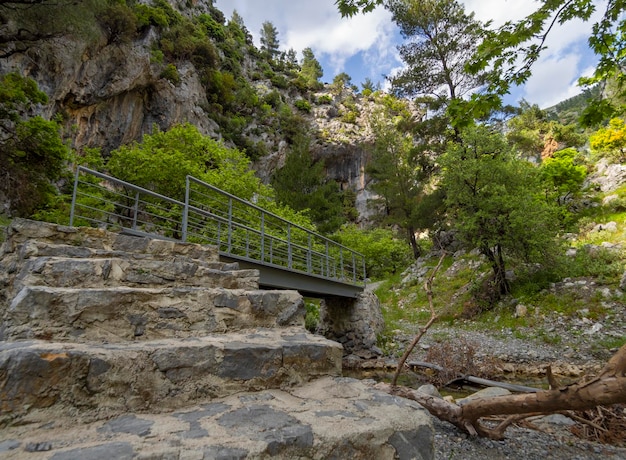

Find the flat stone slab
[[0, 377, 434, 460], [2, 286, 305, 341], [0, 329, 342, 422]]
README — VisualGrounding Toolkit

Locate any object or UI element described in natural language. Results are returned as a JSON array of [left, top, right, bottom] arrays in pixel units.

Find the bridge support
[[318, 290, 384, 358]]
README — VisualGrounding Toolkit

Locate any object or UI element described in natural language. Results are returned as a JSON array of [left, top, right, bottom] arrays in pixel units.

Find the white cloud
[[214, 0, 602, 106], [523, 51, 582, 107], [461, 0, 539, 26]]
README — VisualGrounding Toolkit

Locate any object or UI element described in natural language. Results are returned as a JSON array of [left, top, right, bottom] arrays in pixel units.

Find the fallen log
[[378, 343, 626, 440], [407, 360, 541, 393]]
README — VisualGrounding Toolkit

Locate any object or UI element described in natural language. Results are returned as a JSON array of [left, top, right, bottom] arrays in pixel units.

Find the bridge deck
[[70, 167, 366, 298]]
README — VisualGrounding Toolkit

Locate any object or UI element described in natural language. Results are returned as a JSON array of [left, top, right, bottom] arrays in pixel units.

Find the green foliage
[[361, 77, 378, 95], [539, 148, 587, 206], [304, 299, 321, 332], [0, 0, 107, 54], [260, 21, 280, 60], [0, 74, 68, 217], [107, 123, 263, 202], [331, 225, 412, 279], [294, 99, 311, 113], [271, 136, 345, 234], [298, 47, 324, 89], [160, 63, 181, 85], [507, 102, 586, 159], [98, 2, 138, 45], [336, 0, 383, 17], [159, 19, 218, 68], [317, 94, 333, 104], [197, 13, 225, 41], [388, 0, 489, 120], [441, 125, 561, 297], [331, 72, 354, 95], [469, 0, 626, 124], [278, 106, 307, 144], [340, 110, 358, 123], [367, 95, 440, 258]]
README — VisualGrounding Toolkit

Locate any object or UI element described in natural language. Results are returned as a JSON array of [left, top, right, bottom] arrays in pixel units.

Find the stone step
[[11, 255, 259, 291], [2, 218, 219, 261], [0, 376, 433, 460], [0, 329, 344, 424], [2, 286, 305, 342]]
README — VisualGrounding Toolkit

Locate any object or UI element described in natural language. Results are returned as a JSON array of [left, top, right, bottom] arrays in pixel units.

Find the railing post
[[352, 252, 356, 284], [227, 197, 233, 253], [182, 176, 190, 242], [362, 256, 367, 286], [132, 191, 140, 230], [69, 167, 81, 227], [307, 234, 312, 274], [340, 248, 344, 281], [260, 212, 265, 262], [325, 241, 329, 277], [287, 224, 292, 269]]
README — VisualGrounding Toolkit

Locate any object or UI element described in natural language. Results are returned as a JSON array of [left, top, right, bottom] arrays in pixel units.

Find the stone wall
[[318, 290, 385, 359]]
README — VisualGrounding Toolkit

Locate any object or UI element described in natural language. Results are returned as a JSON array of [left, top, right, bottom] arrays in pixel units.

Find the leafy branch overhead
[[336, 0, 626, 124]]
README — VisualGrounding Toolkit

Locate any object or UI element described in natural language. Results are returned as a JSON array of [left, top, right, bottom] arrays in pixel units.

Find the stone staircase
[[0, 219, 342, 423]]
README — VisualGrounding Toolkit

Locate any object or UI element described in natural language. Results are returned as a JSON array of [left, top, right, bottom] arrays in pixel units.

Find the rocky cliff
[[0, 0, 402, 221]]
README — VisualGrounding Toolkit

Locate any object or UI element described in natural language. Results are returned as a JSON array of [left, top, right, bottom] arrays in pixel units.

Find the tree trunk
[[481, 244, 510, 295], [408, 226, 421, 259], [378, 343, 626, 440]]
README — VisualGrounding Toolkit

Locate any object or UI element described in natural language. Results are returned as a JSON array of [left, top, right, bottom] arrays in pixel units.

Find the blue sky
[[214, 0, 604, 108]]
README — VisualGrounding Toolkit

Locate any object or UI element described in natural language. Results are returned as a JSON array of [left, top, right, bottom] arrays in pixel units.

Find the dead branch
[[376, 343, 626, 440], [391, 252, 446, 386]]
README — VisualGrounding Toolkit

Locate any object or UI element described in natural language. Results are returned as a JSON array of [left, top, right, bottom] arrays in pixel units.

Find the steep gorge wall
[[0, 0, 381, 220]]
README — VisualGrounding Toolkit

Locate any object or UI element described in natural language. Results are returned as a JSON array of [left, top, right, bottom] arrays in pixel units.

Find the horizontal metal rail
[[70, 166, 366, 289]]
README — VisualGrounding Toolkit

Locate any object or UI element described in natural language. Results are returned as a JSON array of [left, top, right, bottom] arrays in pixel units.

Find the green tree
[[298, 47, 323, 89], [0, 73, 69, 217], [506, 101, 586, 160], [332, 225, 412, 279], [337, 0, 626, 125], [388, 0, 488, 105], [361, 77, 379, 95], [107, 123, 264, 202], [441, 125, 560, 298], [260, 20, 280, 60], [367, 96, 433, 258], [331, 72, 354, 95], [271, 136, 345, 234], [539, 147, 587, 207]]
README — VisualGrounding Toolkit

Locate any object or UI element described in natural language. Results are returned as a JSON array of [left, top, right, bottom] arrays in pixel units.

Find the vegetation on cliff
[[0, 0, 624, 320]]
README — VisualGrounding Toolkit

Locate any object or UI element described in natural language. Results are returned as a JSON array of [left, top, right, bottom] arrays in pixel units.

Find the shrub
[[99, 3, 138, 45], [294, 99, 311, 112], [331, 225, 412, 279], [160, 64, 180, 85], [317, 94, 333, 104]]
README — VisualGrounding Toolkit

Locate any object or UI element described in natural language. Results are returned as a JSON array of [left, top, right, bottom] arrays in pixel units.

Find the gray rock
[[417, 384, 442, 398], [50, 442, 135, 460], [389, 427, 434, 460], [217, 405, 314, 455], [0, 440, 20, 452], [97, 415, 154, 437]]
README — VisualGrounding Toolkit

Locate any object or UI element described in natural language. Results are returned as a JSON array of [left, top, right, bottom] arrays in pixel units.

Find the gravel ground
[[432, 417, 626, 460], [377, 317, 626, 460]]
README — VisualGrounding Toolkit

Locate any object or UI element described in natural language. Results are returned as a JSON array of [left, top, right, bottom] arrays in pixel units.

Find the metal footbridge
[[70, 167, 366, 298]]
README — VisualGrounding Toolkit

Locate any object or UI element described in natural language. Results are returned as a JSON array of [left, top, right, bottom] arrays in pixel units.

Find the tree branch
[[391, 251, 446, 386]]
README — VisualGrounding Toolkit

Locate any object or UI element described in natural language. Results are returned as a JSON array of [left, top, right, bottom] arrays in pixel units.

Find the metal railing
[[70, 166, 366, 287]]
